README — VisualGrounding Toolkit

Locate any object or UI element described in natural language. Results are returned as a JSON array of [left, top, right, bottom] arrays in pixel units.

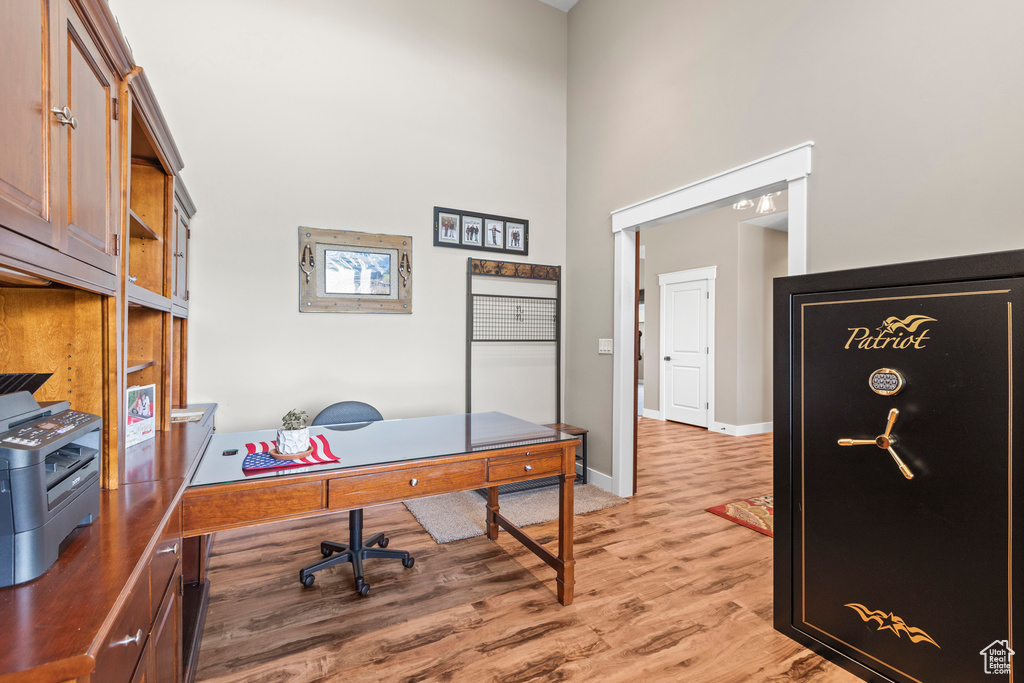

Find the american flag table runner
[[241, 433, 339, 475]]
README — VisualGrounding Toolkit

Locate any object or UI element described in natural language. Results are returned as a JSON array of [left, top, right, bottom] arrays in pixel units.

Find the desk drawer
[[488, 451, 562, 483], [150, 504, 181, 620], [183, 481, 323, 533], [328, 460, 485, 509], [94, 576, 150, 683]]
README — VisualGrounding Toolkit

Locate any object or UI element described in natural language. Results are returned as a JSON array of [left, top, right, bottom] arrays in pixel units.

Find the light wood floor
[[195, 419, 860, 682]]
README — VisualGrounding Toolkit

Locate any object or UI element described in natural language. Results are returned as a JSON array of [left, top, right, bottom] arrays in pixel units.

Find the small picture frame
[[505, 222, 525, 252], [462, 216, 483, 246], [433, 207, 528, 256], [437, 212, 460, 244], [484, 219, 504, 249]]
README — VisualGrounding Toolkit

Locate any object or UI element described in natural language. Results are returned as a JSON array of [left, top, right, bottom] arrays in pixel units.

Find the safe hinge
[[112, 97, 118, 120]]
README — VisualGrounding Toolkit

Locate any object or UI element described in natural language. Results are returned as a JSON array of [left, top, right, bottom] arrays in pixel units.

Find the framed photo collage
[[433, 206, 528, 256]]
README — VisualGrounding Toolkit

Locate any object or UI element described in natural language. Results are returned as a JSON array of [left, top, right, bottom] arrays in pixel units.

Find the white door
[[662, 278, 709, 426]]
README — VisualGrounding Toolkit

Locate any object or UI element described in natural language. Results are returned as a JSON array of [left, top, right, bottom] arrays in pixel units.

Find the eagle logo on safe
[[844, 315, 937, 350], [845, 603, 940, 648]]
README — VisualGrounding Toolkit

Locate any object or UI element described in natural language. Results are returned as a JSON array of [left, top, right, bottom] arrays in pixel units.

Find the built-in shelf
[[128, 209, 161, 241], [127, 282, 172, 311], [127, 360, 158, 374]]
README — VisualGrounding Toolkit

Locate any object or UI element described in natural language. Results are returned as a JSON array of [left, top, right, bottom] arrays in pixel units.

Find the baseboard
[[586, 468, 614, 493], [708, 421, 773, 436], [642, 408, 663, 420]]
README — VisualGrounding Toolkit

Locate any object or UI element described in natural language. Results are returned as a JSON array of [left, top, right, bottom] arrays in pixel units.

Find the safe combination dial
[[837, 408, 914, 480]]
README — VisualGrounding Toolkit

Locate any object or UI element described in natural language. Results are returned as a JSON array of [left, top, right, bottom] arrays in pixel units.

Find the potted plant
[[277, 409, 310, 455]]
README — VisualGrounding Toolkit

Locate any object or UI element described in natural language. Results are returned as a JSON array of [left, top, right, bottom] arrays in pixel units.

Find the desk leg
[[557, 444, 576, 606], [486, 486, 500, 540]]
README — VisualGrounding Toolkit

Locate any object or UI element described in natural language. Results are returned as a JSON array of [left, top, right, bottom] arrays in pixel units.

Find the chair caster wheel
[[358, 583, 370, 596], [379, 537, 389, 548], [301, 574, 315, 588], [402, 557, 415, 569]]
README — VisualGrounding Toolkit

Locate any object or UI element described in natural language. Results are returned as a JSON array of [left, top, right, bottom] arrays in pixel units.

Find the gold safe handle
[[837, 408, 914, 480]]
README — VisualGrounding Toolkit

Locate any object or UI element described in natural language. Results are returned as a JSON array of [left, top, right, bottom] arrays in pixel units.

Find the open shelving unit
[[112, 71, 196, 486]]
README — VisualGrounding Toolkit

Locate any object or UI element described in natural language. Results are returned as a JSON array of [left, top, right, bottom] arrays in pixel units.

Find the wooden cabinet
[[171, 182, 195, 314], [0, 3, 204, 681], [0, 0, 120, 280], [92, 506, 184, 683], [59, 0, 121, 275], [0, 0, 58, 248], [93, 574, 151, 683], [150, 564, 182, 683]]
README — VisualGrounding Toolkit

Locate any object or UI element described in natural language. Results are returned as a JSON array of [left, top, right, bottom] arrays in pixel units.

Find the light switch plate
[[598, 338, 613, 354]]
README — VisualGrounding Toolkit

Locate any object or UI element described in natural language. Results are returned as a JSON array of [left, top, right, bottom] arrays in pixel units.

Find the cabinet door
[[0, 0, 59, 246], [149, 565, 182, 683], [56, 0, 120, 275], [171, 202, 189, 308]]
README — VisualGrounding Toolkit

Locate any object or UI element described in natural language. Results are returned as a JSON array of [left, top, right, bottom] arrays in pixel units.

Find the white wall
[[567, 0, 1024, 476], [110, 0, 568, 431]]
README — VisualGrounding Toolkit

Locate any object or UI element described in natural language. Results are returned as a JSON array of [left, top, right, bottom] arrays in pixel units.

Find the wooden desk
[[182, 412, 580, 605]]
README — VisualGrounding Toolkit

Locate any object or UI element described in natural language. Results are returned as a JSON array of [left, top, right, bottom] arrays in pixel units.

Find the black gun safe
[[774, 249, 1022, 682]]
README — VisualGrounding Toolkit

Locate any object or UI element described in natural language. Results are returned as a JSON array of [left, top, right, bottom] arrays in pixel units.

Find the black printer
[[0, 389, 101, 588]]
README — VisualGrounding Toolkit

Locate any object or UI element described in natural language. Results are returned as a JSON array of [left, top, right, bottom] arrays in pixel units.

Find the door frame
[[607, 141, 813, 497], [658, 266, 717, 428]]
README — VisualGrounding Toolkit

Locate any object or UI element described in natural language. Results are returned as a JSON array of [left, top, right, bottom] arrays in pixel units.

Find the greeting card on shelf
[[126, 383, 156, 447]]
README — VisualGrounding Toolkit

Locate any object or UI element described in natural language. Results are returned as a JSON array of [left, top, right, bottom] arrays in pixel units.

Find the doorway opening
[[609, 142, 813, 497]]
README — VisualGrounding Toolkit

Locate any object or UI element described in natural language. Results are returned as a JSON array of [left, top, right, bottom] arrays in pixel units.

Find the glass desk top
[[190, 412, 576, 487]]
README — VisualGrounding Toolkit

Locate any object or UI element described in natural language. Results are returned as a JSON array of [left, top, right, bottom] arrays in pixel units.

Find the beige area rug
[[404, 485, 627, 544]]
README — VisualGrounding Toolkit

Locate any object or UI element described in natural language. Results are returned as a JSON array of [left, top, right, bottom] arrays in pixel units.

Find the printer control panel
[[2, 410, 99, 449]]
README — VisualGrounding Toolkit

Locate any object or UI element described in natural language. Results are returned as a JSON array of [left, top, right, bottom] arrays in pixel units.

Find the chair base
[[298, 508, 413, 596]]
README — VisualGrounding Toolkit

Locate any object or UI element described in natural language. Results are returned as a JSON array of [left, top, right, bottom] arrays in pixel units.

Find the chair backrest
[[311, 401, 383, 426]]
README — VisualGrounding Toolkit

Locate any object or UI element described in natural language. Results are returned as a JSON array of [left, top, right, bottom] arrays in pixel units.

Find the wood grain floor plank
[[195, 419, 859, 682]]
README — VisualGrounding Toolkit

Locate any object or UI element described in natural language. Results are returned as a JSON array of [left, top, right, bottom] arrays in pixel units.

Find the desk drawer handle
[[524, 465, 532, 472], [113, 629, 143, 647], [410, 478, 418, 487], [158, 542, 179, 556]]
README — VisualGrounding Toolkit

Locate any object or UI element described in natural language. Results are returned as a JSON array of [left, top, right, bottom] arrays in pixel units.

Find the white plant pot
[[276, 427, 310, 454]]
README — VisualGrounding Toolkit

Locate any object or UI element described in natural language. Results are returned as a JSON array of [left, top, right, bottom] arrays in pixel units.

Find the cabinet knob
[[664, 356, 671, 361], [524, 464, 533, 472], [114, 629, 143, 647], [410, 478, 418, 486], [51, 106, 78, 130], [158, 542, 179, 556]]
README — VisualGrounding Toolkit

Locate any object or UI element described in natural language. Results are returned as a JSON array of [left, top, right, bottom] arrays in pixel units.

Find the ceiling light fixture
[[756, 192, 781, 214], [732, 198, 755, 211]]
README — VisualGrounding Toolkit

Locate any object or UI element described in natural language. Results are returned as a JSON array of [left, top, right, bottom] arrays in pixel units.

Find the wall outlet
[[598, 338, 613, 354]]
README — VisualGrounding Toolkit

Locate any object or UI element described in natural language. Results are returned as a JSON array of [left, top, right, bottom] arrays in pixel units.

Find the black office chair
[[298, 401, 414, 596]]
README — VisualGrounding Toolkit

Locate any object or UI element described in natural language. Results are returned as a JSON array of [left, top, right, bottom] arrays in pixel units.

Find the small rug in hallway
[[404, 485, 628, 544], [706, 494, 773, 536]]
